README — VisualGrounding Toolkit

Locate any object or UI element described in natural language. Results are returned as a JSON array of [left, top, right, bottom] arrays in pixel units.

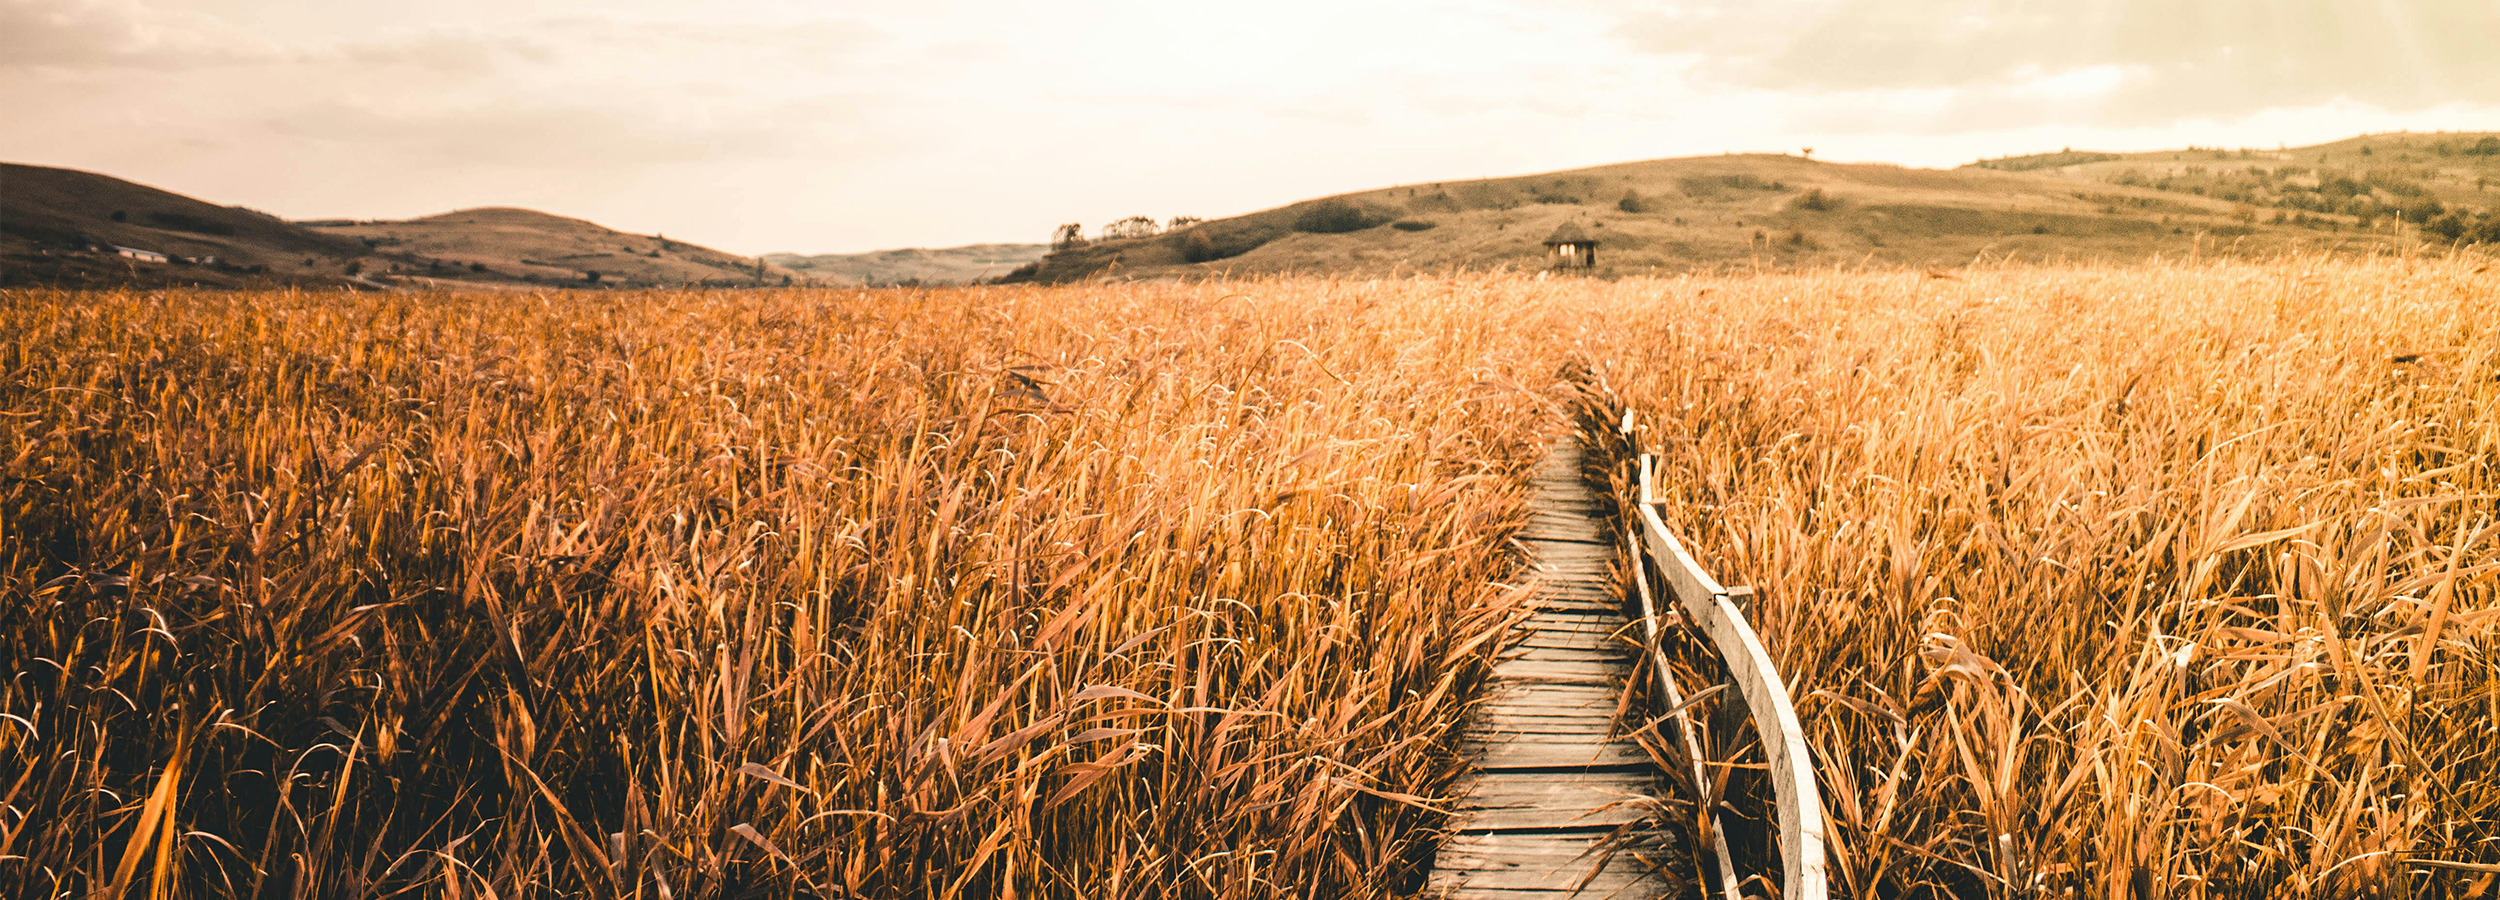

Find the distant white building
[[110, 245, 169, 263]]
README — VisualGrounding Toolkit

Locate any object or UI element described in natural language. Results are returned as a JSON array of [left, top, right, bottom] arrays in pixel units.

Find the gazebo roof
[[1543, 221, 1595, 246]]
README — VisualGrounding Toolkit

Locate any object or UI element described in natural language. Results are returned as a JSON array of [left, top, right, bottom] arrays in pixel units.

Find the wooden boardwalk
[[1430, 436, 1679, 899]]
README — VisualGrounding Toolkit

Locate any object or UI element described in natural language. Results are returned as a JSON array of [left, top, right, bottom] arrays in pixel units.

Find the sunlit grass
[[1588, 255, 2500, 897], [0, 282, 1581, 898], [5, 254, 2495, 898]]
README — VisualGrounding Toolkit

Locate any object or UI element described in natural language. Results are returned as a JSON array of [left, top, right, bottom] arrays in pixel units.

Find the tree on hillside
[[2428, 211, 2468, 242], [1101, 216, 1161, 240], [1051, 223, 1088, 251]]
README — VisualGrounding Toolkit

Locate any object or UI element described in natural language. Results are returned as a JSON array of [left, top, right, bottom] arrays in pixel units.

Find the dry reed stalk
[[1585, 254, 2500, 898]]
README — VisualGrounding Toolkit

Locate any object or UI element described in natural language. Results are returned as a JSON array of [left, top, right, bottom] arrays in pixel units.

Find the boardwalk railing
[[1616, 418, 1828, 900]]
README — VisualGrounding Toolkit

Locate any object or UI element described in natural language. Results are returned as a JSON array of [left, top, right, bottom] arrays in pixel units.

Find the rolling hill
[[305, 208, 802, 288], [765, 243, 1048, 286], [1002, 137, 2500, 283], [1974, 132, 2500, 242], [1, 163, 801, 290], [1, 162, 378, 288]]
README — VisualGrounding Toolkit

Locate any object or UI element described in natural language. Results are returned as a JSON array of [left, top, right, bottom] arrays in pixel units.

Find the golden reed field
[[3, 255, 2496, 898]]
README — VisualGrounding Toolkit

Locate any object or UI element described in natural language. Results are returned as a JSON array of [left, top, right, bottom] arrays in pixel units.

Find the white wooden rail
[[1623, 435, 1828, 900]]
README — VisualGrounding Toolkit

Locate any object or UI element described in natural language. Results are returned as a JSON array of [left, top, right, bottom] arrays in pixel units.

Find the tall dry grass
[[8, 255, 2495, 899], [0, 282, 1589, 898], [1585, 255, 2500, 897]]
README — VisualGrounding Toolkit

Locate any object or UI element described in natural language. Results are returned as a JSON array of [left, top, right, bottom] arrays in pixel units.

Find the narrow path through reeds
[[1432, 434, 1683, 898]]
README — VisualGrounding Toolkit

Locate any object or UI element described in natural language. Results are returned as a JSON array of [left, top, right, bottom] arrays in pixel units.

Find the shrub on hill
[[1408, 191, 1463, 214], [1790, 188, 1838, 212], [145, 212, 236, 236], [1678, 173, 1787, 199], [1178, 224, 1278, 263], [1179, 229, 1219, 262], [1617, 191, 1650, 213], [1292, 200, 1391, 234], [1528, 184, 1583, 205]]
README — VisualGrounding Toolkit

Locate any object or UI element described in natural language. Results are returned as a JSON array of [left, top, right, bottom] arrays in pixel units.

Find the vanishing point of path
[[1429, 435, 1680, 898]]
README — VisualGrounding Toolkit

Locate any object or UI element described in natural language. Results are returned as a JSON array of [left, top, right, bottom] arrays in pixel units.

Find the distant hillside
[[765, 243, 1047, 286], [1968, 132, 2500, 243], [1001, 151, 2425, 284], [305, 208, 801, 288], [1, 162, 377, 288], [0, 163, 800, 290]]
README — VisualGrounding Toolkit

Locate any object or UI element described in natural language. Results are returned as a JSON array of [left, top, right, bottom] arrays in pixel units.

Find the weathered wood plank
[[1433, 833, 1674, 893], [1497, 646, 1629, 664], [1463, 740, 1651, 771], [1478, 683, 1623, 708], [1510, 632, 1619, 651]]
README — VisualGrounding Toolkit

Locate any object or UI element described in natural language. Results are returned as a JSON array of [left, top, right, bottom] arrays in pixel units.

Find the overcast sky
[[7, 0, 2499, 254]]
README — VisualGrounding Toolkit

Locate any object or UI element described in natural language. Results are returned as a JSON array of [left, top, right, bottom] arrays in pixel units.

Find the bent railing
[[1615, 417, 1828, 900]]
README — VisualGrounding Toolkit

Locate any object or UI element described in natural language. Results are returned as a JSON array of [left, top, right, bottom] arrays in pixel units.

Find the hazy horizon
[[6, 0, 2498, 256]]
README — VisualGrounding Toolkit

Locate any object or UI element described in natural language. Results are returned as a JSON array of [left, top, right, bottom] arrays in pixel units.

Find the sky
[[6, 0, 2500, 255]]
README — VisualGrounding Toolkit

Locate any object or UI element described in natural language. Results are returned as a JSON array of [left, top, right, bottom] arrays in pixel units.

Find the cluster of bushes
[[2429, 136, 2500, 157], [1527, 185, 1583, 205], [1409, 191, 1464, 214], [1292, 200, 1392, 234], [2109, 163, 2460, 226], [1789, 188, 1838, 212], [2427, 208, 2500, 244], [1678, 173, 1787, 198], [1969, 149, 2125, 171], [1179, 225, 1278, 263]]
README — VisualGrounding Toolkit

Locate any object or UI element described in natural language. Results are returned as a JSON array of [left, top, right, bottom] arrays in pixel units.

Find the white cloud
[[2, 0, 2495, 254]]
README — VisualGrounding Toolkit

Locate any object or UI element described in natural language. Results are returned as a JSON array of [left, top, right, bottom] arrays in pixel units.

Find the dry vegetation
[[1586, 256, 2500, 897], [5, 254, 2497, 899], [0, 282, 1582, 898]]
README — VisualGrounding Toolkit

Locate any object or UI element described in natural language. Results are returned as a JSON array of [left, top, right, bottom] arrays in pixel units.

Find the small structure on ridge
[[1544, 222, 1597, 268]]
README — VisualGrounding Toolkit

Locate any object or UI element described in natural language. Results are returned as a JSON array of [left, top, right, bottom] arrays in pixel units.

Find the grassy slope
[[0, 163, 801, 290], [0, 162, 375, 288], [766, 243, 1050, 286], [1983, 131, 2500, 228], [1008, 152, 2417, 283], [307, 207, 803, 288]]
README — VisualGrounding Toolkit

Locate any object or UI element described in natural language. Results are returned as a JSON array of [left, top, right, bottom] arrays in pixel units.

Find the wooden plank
[[1467, 721, 1616, 738], [1492, 658, 1624, 679], [1432, 844, 1673, 897], [1497, 646, 1628, 664], [1511, 631, 1619, 651], [1517, 612, 1629, 632], [1471, 708, 1621, 726], [1517, 529, 1608, 546], [1517, 539, 1614, 557], [1452, 806, 1649, 831], [1464, 740, 1651, 771], [1479, 683, 1622, 708]]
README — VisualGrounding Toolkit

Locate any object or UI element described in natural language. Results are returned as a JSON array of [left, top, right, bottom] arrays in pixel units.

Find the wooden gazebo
[[1544, 222, 1597, 268]]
